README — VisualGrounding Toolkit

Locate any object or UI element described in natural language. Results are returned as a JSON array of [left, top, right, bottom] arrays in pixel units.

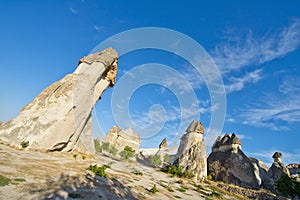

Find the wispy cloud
[[240, 77, 300, 130], [247, 149, 300, 167], [212, 18, 300, 73], [69, 7, 78, 15], [225, 69, 263, 93]]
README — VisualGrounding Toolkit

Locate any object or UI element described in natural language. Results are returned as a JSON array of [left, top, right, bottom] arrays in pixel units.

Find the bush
[[131, 169, 143, 176], [275, 175, 300, 198], [20, 141, 29, 149], [87, 164, 110, 178], [150, 154, 162, 167], [73, 154, 77, 160], [94, 139, 102, 152], [150, 184, 158, 194], [119, 146, 135, 160], [0, 175, 10, 187], [161, 165, 195, 179], [109, 145, 118, 156], [163, 154, 170, 163], [101, 142, 110, 152]]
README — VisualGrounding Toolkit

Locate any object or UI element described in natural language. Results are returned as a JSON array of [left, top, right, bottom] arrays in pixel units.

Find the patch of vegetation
[[87, 164, 110, 178], [109, 145, 118, 156], [82, 155, 86, 160], [20, 141, 29, 149], [73, 154, 77, 160], [94, 139, 102, 152], [174, 195, 182, 198], [68, 193, 82, 198], [177, 187, 186, 193], [150, 184, 158, 194], [206, 174, 213, 181], [161, 165, 195, 179], [131, 169, 143, 176], [275, 175, 300, 199], [101, 142, 110, 152], [149, 154, 162, 167], [163, 154, 170, 163], [119, 146, 135, 160], [14, 178, 26, 183], [0, 175, 10, 187]]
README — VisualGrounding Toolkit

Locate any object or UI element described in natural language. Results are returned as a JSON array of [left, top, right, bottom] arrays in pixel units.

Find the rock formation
[[287, 164, 300, 177], [159, 138, 167, 149], [208, 133, 263, 189], [267, 152, 290, 181], [173, 120, 207, 181], [102, 125, 141, 151], [0, 48, 118, 154]]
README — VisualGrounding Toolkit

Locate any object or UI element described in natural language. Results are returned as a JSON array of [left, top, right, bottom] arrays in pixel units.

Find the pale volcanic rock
[[267, 152, 290, 181], [173, 120, 207, 181], [0, 48, 118, 154], [102, 125, 141, 151], [159, 138, 167, 149]]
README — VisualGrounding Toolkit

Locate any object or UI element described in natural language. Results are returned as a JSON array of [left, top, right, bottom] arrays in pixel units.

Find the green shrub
[[82, 155, 86, 160], [87, 164, 110, 178], [119, 146, 135, 160], [0, 175, 10, 187], [101, 142, 110, 152], [150, 154, 162, 167], [275, 175, 300, 198], [161, 165, 195, 179], [94, 139, 102, 152], [150, 184, 158, 194], [109, 145, 118, 156], [177, 187, 186, 193], [131, 169, 143, 176], [73, 154, 77, 160], [163, 154, 170, 163], [20, 141, 29, 149]]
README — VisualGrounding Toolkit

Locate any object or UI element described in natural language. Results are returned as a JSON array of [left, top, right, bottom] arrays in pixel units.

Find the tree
[[150, 154, 162, 167], [119, 146, 136, 160], [275, 175, 300, 198]]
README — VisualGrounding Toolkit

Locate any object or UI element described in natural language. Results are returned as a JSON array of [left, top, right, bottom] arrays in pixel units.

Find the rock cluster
[[102, 125, 141, 151], [0, 48, 118, 154], [208, 133, 262, 189], [287, 163, 300, 177], [173, 120, 207, 181]]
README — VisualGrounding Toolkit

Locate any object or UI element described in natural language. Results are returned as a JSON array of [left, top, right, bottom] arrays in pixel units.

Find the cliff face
[[173, 120, 207, 181], [208, 133, 263, 189], [0, 48, 118, 154]]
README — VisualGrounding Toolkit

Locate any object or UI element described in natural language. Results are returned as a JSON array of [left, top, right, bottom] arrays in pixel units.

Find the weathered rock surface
[[0, 48, 118, 154], [173, 120, 207, 181], [267, 152, 290, 182], [287, 163, 300, 177], [102, 125, 141, 151], [208, 133, 263, 189]]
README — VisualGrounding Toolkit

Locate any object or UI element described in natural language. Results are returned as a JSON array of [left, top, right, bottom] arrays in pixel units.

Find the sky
[[0, 0, 300, 166]]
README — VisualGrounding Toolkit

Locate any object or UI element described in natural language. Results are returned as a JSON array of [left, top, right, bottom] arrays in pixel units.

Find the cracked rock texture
[[0, 48, 118, 154]]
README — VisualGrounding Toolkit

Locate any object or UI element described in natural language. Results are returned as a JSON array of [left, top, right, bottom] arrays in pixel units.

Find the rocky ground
[[0, 143, 288, 200]]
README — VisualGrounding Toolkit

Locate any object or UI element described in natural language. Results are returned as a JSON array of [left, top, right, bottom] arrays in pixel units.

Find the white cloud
[[247, 149, 300, 167], [240, 77, 300, 130], [69, 7, 78, 15], [225, 69, 263, 93], [212, 18, 300, 73]]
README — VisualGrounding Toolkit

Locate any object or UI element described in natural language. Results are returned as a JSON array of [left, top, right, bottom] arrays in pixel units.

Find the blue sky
[[0, 0, 300, 166]]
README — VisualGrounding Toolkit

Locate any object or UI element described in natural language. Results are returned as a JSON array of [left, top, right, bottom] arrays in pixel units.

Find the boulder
[[208, 133, 262, 189], [0, 48, 118, 154], [102, 125, 141, 151], [173, 120, 207, 181], [287, 164, 300, 177]]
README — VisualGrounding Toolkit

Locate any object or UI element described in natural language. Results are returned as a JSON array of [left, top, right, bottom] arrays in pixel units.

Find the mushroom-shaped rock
[[159, 138, 167, 149], [0, 48, 118, 154]]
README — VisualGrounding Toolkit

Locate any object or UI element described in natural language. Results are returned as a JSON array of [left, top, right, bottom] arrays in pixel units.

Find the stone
[[159, 138, 167, 149], [102, 125, 141, 151], [0, 48, 118, 154], [287, 163, 300, 177], [208, 133, 262, 189], [173, 120, 207, 181]]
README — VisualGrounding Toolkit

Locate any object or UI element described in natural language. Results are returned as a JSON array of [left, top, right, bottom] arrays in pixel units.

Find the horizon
[[0, 1, 300, 167]]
